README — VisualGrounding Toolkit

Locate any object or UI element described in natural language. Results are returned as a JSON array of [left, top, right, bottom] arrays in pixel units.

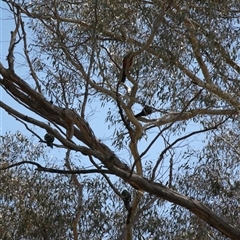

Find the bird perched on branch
[[134, 105, 153, 118], [44, 133, 54, 148], [121, 51, 134, 83], [121, 189, 131, 210]]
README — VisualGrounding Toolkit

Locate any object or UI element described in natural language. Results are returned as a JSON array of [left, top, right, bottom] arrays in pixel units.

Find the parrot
[[44, 133, 55, 148], [121, 51, 134, 83], [134, 105, 153, 118], [121, 189, 131, 210]]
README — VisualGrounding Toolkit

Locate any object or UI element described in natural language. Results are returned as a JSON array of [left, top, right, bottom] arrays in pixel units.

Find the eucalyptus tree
[[0, 1, 240, 239]]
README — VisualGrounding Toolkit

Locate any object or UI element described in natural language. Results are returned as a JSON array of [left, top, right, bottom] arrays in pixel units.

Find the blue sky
[[0, 1, 12, 134], [0, 2, 31, 135]]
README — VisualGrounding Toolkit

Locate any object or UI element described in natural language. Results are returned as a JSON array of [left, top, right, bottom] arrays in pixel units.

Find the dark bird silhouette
[[134, 106, 153, 118], [44, 133, 54, 148], [121, 52, 134, 83], [121, 189, 131, 210]]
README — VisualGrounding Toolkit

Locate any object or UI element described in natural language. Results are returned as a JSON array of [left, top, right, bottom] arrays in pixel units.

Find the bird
[[134, 106, 153, 118], [44, 133, 54, 148], [121, 189, 131, 210], [121, 51, 134, 83]]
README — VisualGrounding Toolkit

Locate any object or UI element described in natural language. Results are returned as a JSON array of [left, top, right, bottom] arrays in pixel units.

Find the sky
[[0, 2, 33, 135], [0, 1, 12, 134]]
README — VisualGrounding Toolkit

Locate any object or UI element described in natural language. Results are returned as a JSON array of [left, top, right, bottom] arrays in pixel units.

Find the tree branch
[[0, 160, 112, 174]]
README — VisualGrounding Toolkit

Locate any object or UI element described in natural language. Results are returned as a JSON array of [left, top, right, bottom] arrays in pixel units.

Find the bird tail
[[134, 111, 143, 118], [47, 142, 53, 148], [124, 200, 130, 210], [121, 69, 126, 83]]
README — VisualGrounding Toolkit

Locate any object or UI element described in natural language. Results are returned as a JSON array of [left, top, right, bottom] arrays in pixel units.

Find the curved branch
[[20, 14, 42, 93], [143, 108, 237, 130], [0, 160, 112, 174], [7, 5, 21, 71]]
